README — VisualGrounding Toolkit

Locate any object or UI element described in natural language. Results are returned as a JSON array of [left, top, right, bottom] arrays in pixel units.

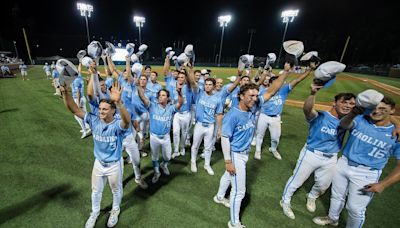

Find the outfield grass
[[0, 66, 399, 228]]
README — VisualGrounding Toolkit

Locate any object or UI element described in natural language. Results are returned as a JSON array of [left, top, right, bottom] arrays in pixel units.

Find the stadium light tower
[[133, 16, 145, 45], [277, 9, 299, 67], [77, 2, 93, 44], [217, 14, 231, 66]]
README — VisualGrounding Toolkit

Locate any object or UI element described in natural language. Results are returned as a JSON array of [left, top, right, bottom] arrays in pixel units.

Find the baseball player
[[214, 64, 291, 228], [137, 85, 183, 183], [72, 62, 91, 138], [146, 71, 163, 101], [254, 67, 312, 160], [60, 80, 130, 228], [280, 84, 356, 219], [189, 76, 223, 175], [186, 69, 203, 146], [19, 63, 28, 80], [52, 68, 61, 96], [313, 96, 400, 228], [168, 69, 194, 159], [43, 62, 51, 79]]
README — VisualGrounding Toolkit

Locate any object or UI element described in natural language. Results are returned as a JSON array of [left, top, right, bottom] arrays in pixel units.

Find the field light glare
[[218, 15, 231, 27], [77, 3, 93, 17], [133, 16, 146, 27], [281, 9, 299, 23]]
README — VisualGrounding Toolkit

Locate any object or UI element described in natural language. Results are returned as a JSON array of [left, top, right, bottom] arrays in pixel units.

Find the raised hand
[[310, 83, 323, 95], [110, 81, 123, 103]]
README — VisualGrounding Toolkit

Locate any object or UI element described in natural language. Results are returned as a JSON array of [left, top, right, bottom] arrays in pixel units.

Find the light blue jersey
[[71, 75, 85, 99], [214, 85, 231, 105], [84, 112, 128, 162], [343, 115, 400, 170], [88, 92, 111, 114], [195, 88, 223, 123], [306, 111, 345, 154], [164, 74, 177, 93], [147, 101, 177, 135], [229, 87, 240, 107], [19, 64, 27, 71], [260, 83, 291, 116], [52, 70, 59, 78], [169, 84, 193, 112], [105, 76, 114, 90], [146, 80, 162, 100], [118, 74, 136, 107], [222, 106, 256, 153], [133, 88, 152, 115]]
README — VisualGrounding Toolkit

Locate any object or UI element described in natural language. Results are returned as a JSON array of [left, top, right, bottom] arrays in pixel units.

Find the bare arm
[[365, 160, 400, 193], [339, 107, 364, 129], [175, 84, 184, 110], [110, 81, 130, 129], [262, 63, 291, 101], [289, 69, 312, 89], [216, 114, 223, 139], [125, 56, 132, 78], [60, 83, 85, 119], [184, 65, 197, 91], [163, 55, 170, 76], [78, 62, 82, 74], [303, 84, 323, 120], [227, 69, 243, 93], [136, 85, 150, 107], [390, 116, 400, 141], [107, 55, 120, 77]]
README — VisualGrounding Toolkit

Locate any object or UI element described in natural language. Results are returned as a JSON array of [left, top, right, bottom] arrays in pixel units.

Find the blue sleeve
[[394, 143, 400, 160], [351, 115, 365, 129], [216, 99, 223, 114], [84, 112, 96, 127], [222, 111, 236, 138]]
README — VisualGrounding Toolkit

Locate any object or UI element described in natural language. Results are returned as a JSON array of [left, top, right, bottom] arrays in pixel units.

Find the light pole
[[217, 14, 231, 67], [247, 28, 256, 53], [277, 9, 299, 67], [133, 16, 145, 45], [77, 3, 93, 45]]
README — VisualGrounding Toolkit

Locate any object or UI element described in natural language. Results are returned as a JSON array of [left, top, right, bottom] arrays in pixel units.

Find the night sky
[[2, 0, 400, 65]]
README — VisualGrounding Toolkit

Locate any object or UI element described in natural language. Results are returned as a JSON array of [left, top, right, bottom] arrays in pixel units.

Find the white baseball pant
[[281, 145, 337, 204], [122, 132, 142, 180], [255, 113, 281, 153], [21, 71, 27, 76], [327, 156, 381, 228], [216, 152, 248, 226], [139, 112, 150, 139], [150, 133, 172, 172], [173, 112, 191, 153], [191, 123, 214, 166], [45, 71, 51, 78], [91, 158, 123, 214], [74, 97, 88, 132]]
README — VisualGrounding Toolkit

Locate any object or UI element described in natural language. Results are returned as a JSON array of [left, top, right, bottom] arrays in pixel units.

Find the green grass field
[[0, 66, 399, 228]]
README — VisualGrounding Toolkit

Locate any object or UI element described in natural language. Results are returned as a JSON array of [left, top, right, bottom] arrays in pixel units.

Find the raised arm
[[110, 81, 130, 129], [390, 116, 400, 141], [107, 55, 121, 77], [136, 84, 150, 107], [78, 62, 82, 75], [163, 55, 170, 76], [60, 83, 85, 119], [339, 107, 364, 129], [175, 83, 184, 110], [262, 63, 292, 101], [227, 69, 243, 93], [184, 65, 197, 91], [87, 66, 96, 101], [303, 84, 323, 120], [125, 56, 132, 78], [289, 68, 312, 88]]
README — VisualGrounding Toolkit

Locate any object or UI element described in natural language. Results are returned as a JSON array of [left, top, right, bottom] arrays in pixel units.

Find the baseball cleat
[[81, 130, 91, 139], [312, 216, 338, 226], [180, 148, 186, 156], [306, 196, 316, 212], [204, 165, 215, 176], [200, 152, 205, 159], [213, 195, 230, 208], [280, 200, 295, 219], [107, 208, 120, 227], [160, 162, 170, 175], [185, 139, 191, 147], [171, 152, 180, 159], [152, 172, 161, 183], [254, 151, 261, 160], [134, 178, 148, 189], [269, 148, 282, 160], [228, 221, 246, 228], [190, 161, 197, 173], [141, 151, 148, 157], [85, 212, 99, 228], [251, 138, 256, 146]]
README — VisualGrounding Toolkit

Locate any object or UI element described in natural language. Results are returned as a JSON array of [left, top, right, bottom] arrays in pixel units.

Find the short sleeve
[[84, 112, 96, 127]]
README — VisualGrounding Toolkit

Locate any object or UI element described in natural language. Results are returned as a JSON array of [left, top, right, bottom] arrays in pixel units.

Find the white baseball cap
[[228, 76, 237, 82], [184, 44, 194, 57], [267, 53, 277, 63], [138, 44, 148, 53], [56, 59, 79, 85], [81, 56, 94, 68], [131, 54, 139, 63], [76, 50, 87, 61], [132, 62, 143, 77], [283, 40, 304, 58], [238, 54, 254, 71], [177, 53, 189, 65], [126, 43, 135, 57], [87, 41, 103, 59], [300, 51, 319, 61], [165, 47, 173, 53], [356, 89, 384, 110], [200, 69, 208, 75], [105, 41, 116, 56], [314, 61, 346, 82]]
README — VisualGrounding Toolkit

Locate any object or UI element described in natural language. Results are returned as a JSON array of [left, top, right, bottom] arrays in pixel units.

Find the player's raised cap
[[81, 56, 94, 68], [56, 59, 79, 85], [172, 56, 178, 61], [105, 41, 116, 56], [126, 43, 135, 57], [132, 62, 143, 77], [228, 75, 237, 82], [177, 53, 189, 66], [184, 44, 194, 58], [267, 53, 277, 64], [300, 51, 319, 61], [87, 41, 103, 59], [201, 69, 208, 75], [131, 54, 139, 63], [165, 47, 173, 53], [238, 54, 254, 71], [356, 89, 384, 110], [137, 44, 148, 55], [283, 40, 304, 58], [76, 50, 87, 61], [168, 51, 175, 59], [314, 61, 346, 82]]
